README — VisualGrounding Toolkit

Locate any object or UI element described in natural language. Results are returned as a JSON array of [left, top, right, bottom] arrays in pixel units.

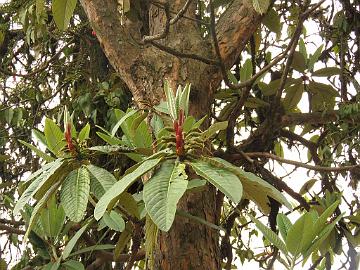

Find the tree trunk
[[80, 0, 261, 268]]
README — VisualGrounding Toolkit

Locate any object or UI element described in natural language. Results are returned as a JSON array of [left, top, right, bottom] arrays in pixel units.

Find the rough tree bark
[[80, 0, 261, 269]]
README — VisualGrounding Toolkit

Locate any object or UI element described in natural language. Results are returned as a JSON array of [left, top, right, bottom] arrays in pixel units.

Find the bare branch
[[246, 152, 360, 172]]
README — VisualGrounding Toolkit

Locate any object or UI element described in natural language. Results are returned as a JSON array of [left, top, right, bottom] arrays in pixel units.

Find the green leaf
[[86, 164, 117, 198], [312, 67, 341, 77], [78, 123, 90, 142], [111, 109, 138, 137], [143, 160, 188, 231], [189, 159, 242, 204], [249, 215, 287, 254], [14, 159, 64, 215], [44, 118, 66, 156], [40, 196, 65, 238], [202, 121, 228, 140], [187, 179, 207, 190], [299, 179, 318, 195], [286, 212, 314, 256], [68, 244, 114, 257], [244, 97, 270, 108], [19, 140, 55, 162], [251, 0, 270, 14], [299, 38, 307, 60], [24, 182, 61, 242], [263, 8, 281, 34], [60, 167, 90, 223], [164, 80, 177, 120], [283, 82, 304, 111], [62, 260, 84, 270], [208, 158, 292, 214], [103, 211, 125, 232], [88, 145, 134, 154], [313, 200, 340, 238], [308, 45, 324, 71], [302, 214, 343, 264], [276, 213, 292, 240], [62, 219, 92, 259], [291, 51, 307, 72], [179, 84, 191, 117], [240, 59, 253, 82], [96, 132, 125, 145], [258, 79, 280, 96], [52, 0, 77, 31], [94, 158, 162, 220]]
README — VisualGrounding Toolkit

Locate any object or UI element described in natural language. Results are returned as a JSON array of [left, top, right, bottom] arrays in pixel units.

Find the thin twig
[[150, 41, 219, 65], [246, 152, 360, 172]]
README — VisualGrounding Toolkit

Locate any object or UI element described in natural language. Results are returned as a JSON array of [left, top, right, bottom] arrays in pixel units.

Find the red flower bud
[[91, 30, 97, 37]]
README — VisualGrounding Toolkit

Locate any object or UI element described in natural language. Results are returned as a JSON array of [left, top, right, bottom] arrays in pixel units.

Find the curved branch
[[246, 152, 359, 172]]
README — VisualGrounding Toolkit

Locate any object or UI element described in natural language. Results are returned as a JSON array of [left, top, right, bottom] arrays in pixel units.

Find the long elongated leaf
[[24, 182, 61, 241], [249, 215, 287, 255], [143, 160, 188, 231], [302, 214, 343, 264], [180, 84, 191, 117], [60, 167, 90, 222], [312, 200, 340, 238], [286, 212, 314, 256], [276, 213, 292, 241], [14, 159, 64, 215], [201, 121, 228, 140], [69, 244, 114, 257], [209, 157, 292, 214], [52, 0, 77, 31], [164, 81, 177, 120], [19, 140, 55, 162], [62, 219, 92, 259], [111, 109, 138, 137], [189, 159, 242, 204], [44, 118, 66, 155], [94, 158, 162, 220]]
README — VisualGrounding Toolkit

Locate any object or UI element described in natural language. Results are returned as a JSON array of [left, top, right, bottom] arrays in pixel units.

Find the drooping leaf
[[68, 244, 114, 257], [299, 179, 318, 195], [202, 121, 228, 140], [249, 215, 287, 255], [60, 167, 90, 223], [19, 140, 55, 162], [52, 0, 77, 31], [187, 179, 207, 190], [102, 211, 125, 232], [94, 158, 162, 220], [312, 200, 340, 238], [88, 145, 134, 154], [189, 159, 242, 204], [14, 159, 64, 215], [44, 118, 66, 155], [143, 160, 188, 231], [208, 158, 292, 214], [62, 219, 92, 259], [312, 67, 341, 77], [86, 164, 117, 198]]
